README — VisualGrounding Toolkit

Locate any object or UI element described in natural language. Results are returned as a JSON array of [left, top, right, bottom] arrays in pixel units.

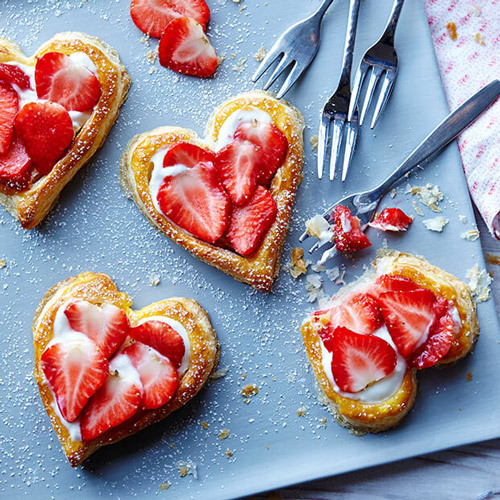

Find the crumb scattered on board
[[466, 371, 473, 382], [158, 482, 170, 491], [0, 258, 5, 268], [201, 421, 209, 429], [486, 254, 500, 265], [460, 229, 479, 241], [149, 272, 160, 286], [290, 247, 308, 278], [218, 429, 230, 440], [466, 264, 492, 302], [254, 46, 266, 61], [310, 134, 318, 151], [447, 21, 458, 40], [409, 184, 444, 212], [297, 406, 307, 417], [177, 461, 197, 479], [241, 383, 258, 397], [225, 449, 233, 458], [210, 367, 229, 380], [423, 216, 449, 232]]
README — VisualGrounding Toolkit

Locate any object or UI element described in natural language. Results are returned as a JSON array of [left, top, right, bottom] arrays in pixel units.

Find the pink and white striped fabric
[[423, 0, 500, 239]]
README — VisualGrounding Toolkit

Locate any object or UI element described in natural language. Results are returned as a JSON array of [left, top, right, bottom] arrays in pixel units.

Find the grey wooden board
[[0, 1, 499, 500]]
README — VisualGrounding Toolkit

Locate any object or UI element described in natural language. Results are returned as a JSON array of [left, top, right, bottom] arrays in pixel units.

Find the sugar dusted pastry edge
[[0, 32, 131, 229], [32, 272, 220, 467], [301, 250, 479, 433], [119, 90, 305, 292]]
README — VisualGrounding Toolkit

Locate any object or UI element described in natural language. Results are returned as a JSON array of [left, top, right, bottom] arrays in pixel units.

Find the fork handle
[[380, 0, 405, 44], [372, 80, 500, 199], [339, 0, 361, 85], [311, 0, 336, 19]]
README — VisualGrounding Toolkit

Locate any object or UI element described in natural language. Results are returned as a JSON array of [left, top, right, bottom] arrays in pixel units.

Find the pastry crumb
[[241, 383, 258, 398], [460, 229, 479, 241], [458, 215, 468, 224], [146, 49, 157, 64], [211, 367, 229, 380], [201, 421, 209, 429], [349, 428, 367, 437], [168, 443, 177, 449], [218, 428, 230, 440], [149, 272, 160, 286], [321, 417, 327, 427], [225, 449, 234, 458], [423, 216, 449, 232], [140, 35, 150, 46], [305, 214, 332, 240], [290, 247, 308, 278], [254, 46, 266, 62], [297, 406, 307, 417], [475, 32, 486, 45], [466, 264, 492, 302], [177, 461, 197, 478], [232, 56, 247, 74], [310, 134, 318, 151], [217, 54, 225, 66], [0, 258, 5, 268], [158, 482, 170, 491], [446, 22, 458, 40], [411, 183, 443, 212], [389, 188, 397, 198], [412, 199, 424, 216], [486, 253, 500, 265], [466, 371, 472, 382]]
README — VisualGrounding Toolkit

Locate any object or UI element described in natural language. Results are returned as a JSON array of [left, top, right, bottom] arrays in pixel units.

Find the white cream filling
[[109, 352, 142, 388]]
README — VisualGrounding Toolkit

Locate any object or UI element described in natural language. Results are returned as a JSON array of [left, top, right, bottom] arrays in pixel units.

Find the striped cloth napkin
[[423, 0, 500, 239]]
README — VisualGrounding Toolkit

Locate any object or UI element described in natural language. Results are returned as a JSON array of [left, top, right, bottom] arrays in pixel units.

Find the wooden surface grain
[[250, 210, 500, 500]]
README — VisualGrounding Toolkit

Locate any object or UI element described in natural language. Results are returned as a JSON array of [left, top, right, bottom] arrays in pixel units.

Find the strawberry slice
[[35, 52, 101, 112], [320, 293, 384, 338], [233, 121, 288, 185], [122, 342, 179, 409], [0, 63, 32, 91], [80, 370, 142, 441], [0, 136, 32, 191], [157, 160, 230, 243], [158, 17, 217, 78], [129, 320, 185, 368], [0, 82, 19, 155], [225, 185, 277, 256], [163, 141, 215, 168], [330, 327, 397, 393], [332, 205, 371, 254], [215, 138, 263, 206], [130, 0, 210, 38], [410, 312, 454, 369], [64, 300, 129, 359], [378, 289, 437, 358], [369, 208, 413, 232], [373, 274, 420, 296], [41, 339, 109, 422], [14, 101, 74, 175]]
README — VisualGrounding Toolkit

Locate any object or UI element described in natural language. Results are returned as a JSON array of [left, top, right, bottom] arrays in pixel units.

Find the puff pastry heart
[[301, 250, 479, 433], [120, 90, 305, 292], [0, 32, 131, 229], [33, 272, 219, 466]]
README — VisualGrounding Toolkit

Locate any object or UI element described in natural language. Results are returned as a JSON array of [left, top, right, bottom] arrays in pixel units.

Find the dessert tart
[[301, 250, 479, 433], [33, 272, 219, 466], [0, 32, 131, 229], [120, 90, 305, 292]]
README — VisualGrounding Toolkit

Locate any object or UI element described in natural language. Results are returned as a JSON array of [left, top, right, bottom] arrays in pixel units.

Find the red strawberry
[[35, 52, 101, 112], [410, 313, 454, 369], [158, 17, 217, 78], [122, 342, 179, 409], [332, 205, 371, 253], [321, 293, 384, 337], [130, 0, 210, 38], [373, 274, 420, 295], [14, 101, 74, 175], [330, 327, 397, 393], [0, 82, 19, 155], [215, 138, 263, 205], [378, 289, 437, 358], [157, 160, 230, 243], [64, 300, 129, 359], [234, 121, 288, 185], [0, 63, 31, 91], [80, 370, 142, 441], [163, 141, 215, 168], [368, 208, 413, 232], [41, 339, 109, 422], [225, 186, 277, 256], [0, 136, 32, 190], [129, 320, 185, 368]]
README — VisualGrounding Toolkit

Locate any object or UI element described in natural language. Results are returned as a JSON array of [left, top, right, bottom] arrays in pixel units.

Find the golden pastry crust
[[120, 90, 305, 292], [301, 250, 479, 433], [32, 272, 220, 467], [0, 32, 131, 229]]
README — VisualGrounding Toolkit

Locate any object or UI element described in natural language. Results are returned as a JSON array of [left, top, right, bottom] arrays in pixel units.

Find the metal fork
[[300, 79, 500, 263], [252, 0, 336, 99], [348, 0, 405, 129], [318, 0, 361, 182]]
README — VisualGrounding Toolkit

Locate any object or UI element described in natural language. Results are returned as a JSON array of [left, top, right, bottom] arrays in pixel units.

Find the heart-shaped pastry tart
[[33, 272, 219, 466], [120, 90, 305, 291], [301, 250, 479, 433], [0, 32, 131, 229]]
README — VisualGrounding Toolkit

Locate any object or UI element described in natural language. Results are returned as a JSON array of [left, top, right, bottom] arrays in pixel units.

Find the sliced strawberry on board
[[225, 186, 277, 256], [0, 136, 32, 191], [122, 342, 179, 409], [368, 208, 413, 232], [330, 327, 397, 393], [0, 82, 19, 155], [163, 141, 215, 168], [129, 320, 185, 368], [158, 17, 217, 78], [0, 63, 32, 91], [64, 300, 129, 359], [35, 51, 101, 112], [14, 101, 74, 175], [323, 293, 384, 336], [234, 121, 288, 185], [41, 339, 109, 422], [130, 0, 210, 38], [157, 160, 230, 243], [332, 205, 371, 254], [215, 138, 263, 206], [373, 274, 420, 296], [378, 289, 437, 358], [80, 370, 142, 441], [410, 313, 454, 370]]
